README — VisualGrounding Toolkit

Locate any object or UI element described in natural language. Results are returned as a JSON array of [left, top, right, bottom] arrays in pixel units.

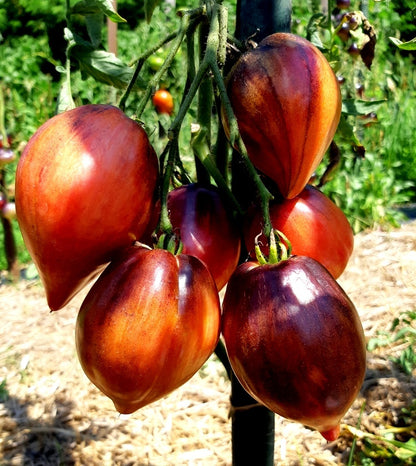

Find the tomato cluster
[[15, 33, 365, 442]]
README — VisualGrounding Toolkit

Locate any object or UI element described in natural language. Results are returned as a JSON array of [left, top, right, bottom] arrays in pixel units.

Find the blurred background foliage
[[0, 0, 415, 270]]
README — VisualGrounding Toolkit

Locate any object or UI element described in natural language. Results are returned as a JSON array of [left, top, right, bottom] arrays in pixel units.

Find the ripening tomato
[[76, 245, 221, 414], [167, 183, 241, 290], [15, 104, 159, 311], [222, 255, 366, 441], [152, 89, 174, 115], [244, 185, 354, 278], [224, 33, 341, 199]]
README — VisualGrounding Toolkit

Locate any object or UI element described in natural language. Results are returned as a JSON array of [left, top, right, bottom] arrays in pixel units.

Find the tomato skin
[[75, 245, 221, 414], [224, 33, 341, 199], [244, 185, 354, 278], [222, 256, 366, 438], [152, 89, 174, 115], [167, 183, 241, 290], [15, 104, 159, 311]]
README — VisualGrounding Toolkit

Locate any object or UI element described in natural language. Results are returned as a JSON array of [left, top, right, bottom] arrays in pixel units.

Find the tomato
[[75, 245, 221, 414], [336, 0, 351, 9], [0, 148, 15, 167], [15, 104, 159, 311], [0, 192, 6, 211], [148, 55, 164, 71], [244, 185, 354, 278], [224, 33, 341, 199], [167, 183, 241, 290], [152, 89, 174, 115], [1, 202, 16, 220], [222, 255, 366, 440]]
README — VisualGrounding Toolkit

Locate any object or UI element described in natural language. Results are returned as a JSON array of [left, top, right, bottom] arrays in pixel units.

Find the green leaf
[[305, 13, 326, 51], [72, 46, 145, 90], [56, 77, 76, 114], [342, 99, 386, 116], [85, 13, 103, 48], [390, 37, 416, 51], [71, 0, 126, 23], [144, 0, 162, 23], [393, 438, 416, 460]]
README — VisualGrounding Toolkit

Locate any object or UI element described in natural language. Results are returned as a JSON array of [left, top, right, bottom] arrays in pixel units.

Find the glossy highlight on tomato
[[244, 185, 354, 278], [76, 245, 221, 414], [167, 183, 241, 290], [224, 32, 341, 199], [15, 104, 159, 311], [222, 255, 366, 439]]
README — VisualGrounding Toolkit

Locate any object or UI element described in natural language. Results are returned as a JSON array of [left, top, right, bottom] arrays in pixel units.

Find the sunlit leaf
[[72, 46, 144, 90], [71, 0, 126, 23], [342, 99, 386, 116], [390, 37, 416, 51]]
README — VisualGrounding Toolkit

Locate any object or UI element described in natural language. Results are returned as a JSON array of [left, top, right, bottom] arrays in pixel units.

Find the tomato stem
[[134, 8, 205, 119], [210, 44, 274, 238], [254, 229, 292, 265], [191, 125, 243, 216], [158, 140, 178, 236], [0, 87, 9, 149]]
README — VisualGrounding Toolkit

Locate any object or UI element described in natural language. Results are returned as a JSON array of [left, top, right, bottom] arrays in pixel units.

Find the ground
[[0, 221, 415, 465]]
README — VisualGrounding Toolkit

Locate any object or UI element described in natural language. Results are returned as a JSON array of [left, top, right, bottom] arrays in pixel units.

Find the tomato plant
[[167, 183, 241, 290], [15, 104, 159, 311], [10, 0, 377, 462], [152, 89, 174, 115], [222, 254, 366, 441], [76, 244, 221, 414], [244, 185, 354, 278], [224, 32, 341, 199]]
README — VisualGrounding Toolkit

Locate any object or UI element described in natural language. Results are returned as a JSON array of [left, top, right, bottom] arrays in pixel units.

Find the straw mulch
[[0, 221, 415, 465]]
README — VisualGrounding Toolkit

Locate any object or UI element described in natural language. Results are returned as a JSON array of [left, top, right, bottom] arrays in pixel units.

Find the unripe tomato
[[224, 33, 341, 199], [15, 104, 159, 311], [148, 55, 164, 71], [76, 245, 221, 414], [222, 256, 366, 440], [152, 89, 174, 115], [167, 183, 241, 290], [244, 185, 354, 278]]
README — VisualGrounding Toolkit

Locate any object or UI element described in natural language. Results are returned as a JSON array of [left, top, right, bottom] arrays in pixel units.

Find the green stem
[[191, 125, 243, 216], [135, 10, 204, 119], [196, 17, 214, 185], [129, 31, 178, 68], [119, 31, 178, 111], [217, 4, 228, 67], [211, 60, 274, 237], [158, 140, 179, 235], [169, 59, 209, 138], [0, 87, 9, 148]]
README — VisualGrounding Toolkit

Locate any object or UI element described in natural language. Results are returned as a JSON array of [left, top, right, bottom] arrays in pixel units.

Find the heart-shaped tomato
[[75, 245, 221, 414], [222, 255, 366, 440], [15, 104, 159, 311], [224, 33, 341, 199]]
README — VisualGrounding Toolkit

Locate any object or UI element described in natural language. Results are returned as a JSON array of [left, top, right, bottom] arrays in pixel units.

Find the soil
[[1, 221, 416, 465]]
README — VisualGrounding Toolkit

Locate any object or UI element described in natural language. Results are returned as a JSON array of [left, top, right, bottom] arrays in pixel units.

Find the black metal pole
[[236, 0, 292, 43]]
